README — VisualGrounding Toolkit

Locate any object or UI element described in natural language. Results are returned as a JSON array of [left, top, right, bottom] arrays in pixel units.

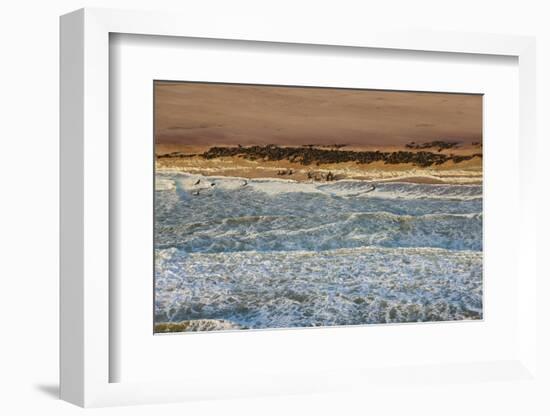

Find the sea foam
[[166, 173, 482, 201], [154, 172, 483, 331], [155, 246, 482, 328]]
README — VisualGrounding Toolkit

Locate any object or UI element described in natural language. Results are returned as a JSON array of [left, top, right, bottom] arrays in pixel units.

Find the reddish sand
[[154, 81, 482, 148]]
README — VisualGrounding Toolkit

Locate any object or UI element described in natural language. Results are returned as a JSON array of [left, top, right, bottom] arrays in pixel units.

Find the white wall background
[[0, 1, 548, 415]]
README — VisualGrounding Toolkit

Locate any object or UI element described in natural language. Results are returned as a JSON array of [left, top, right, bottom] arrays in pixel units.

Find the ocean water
[[155, 172, 483, 331]]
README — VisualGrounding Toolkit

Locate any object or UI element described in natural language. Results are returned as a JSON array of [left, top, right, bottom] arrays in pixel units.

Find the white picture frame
[[60, 7, 539, 408]]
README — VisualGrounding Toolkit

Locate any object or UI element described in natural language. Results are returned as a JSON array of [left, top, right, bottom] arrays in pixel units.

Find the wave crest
[[158, 173, 482, 201]]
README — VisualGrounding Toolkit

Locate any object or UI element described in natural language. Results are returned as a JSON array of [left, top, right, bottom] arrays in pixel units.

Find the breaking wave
[[158, 173, 482, 200], [155, 246, 482, 328], [156, 211, 482, 252]]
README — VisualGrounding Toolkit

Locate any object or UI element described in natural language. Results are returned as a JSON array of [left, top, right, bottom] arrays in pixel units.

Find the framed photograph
[[60, 8, 540, 408]]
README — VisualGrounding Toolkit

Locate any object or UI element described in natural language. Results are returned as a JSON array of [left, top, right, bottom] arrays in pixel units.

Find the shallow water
[[154, 173, 483, 330]]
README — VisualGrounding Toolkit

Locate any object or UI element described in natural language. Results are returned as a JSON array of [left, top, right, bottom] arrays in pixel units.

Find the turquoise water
[[154, 173, 482, 330]]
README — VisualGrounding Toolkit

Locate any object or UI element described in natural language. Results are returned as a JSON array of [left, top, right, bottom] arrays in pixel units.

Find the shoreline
[[156, 164, 482, 185], [155, 143, 482, 185]]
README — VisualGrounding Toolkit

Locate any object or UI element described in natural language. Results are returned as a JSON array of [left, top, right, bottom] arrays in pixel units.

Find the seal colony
[[156, 141, 482, 185]]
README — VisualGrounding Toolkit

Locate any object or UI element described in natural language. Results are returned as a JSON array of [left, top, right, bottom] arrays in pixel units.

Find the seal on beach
[[364, 184, 376, 193]]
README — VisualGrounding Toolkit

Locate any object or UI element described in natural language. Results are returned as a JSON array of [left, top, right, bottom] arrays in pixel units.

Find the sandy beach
[[154, 82, 482, 186]]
